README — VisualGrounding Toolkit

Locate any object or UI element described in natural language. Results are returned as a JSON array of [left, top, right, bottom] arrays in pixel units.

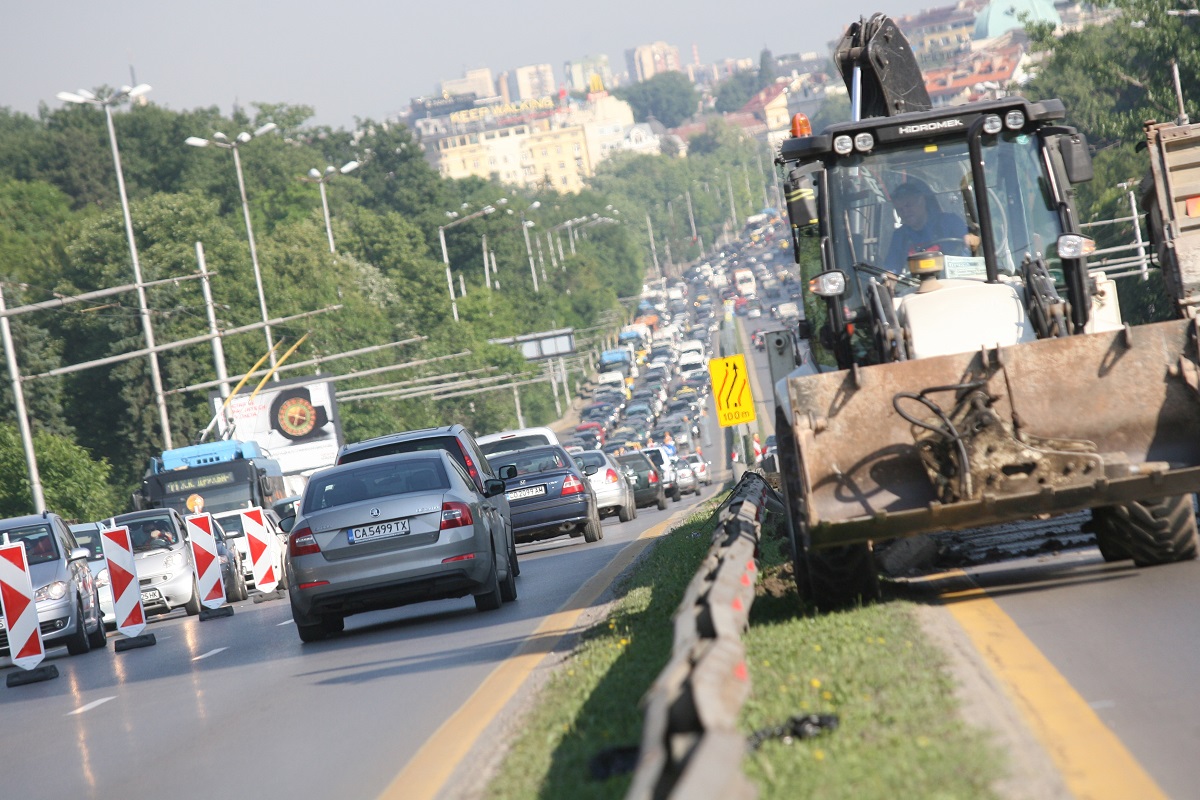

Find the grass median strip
[[741, 531, 1002, 799], [487, 500, 722, 799], [486, 499, 1004, 799]]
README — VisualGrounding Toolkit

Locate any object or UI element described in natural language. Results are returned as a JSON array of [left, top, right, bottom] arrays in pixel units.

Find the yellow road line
[[941, 577, 1167, 800], [380, 516, 678, 800]]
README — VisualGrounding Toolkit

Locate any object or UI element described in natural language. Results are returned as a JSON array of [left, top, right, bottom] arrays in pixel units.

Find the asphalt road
[[0, 403, 727, 800], [961, 549, 1200, 799]]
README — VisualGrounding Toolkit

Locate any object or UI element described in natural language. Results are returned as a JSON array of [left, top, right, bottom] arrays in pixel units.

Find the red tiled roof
[[739, 83, 788, 116]]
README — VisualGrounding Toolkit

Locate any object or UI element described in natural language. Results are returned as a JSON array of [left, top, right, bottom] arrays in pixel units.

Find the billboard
[[209, 375, 343, 480]]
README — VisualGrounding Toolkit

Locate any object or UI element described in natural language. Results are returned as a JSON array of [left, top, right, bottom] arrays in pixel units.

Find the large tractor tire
[[794, 540, 881, 611], [776, 408, 881, 611], [1090, 494, 1199, 567]]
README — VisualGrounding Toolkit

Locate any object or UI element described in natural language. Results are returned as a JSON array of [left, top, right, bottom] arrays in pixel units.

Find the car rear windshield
[[305, 458, 450, 513], [487, 447, 569, 476], [0, 524, 59, 565], [479, 435, 552, 456], [616, 454, 651, 471], [574, 452, 607, 469]]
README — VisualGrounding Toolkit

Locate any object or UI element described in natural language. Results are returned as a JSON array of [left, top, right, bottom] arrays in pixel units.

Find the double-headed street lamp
[[301, 160, 359, 253], [439, 204, 496, 322], [185, 123, 279, 368], [56, 83, 175, 449], [513, 201, 542, 292]]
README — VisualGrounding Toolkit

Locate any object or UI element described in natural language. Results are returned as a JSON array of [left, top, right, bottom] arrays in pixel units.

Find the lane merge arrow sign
[[709, 354, 757, 428]]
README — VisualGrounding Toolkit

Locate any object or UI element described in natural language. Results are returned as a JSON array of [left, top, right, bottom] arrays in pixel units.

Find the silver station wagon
[[286, 450, 516, 643]]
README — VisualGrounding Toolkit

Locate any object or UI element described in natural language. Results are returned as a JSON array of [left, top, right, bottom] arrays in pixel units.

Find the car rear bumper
[[590, 482, 628, 513], [295, 565, 487, 618], [510, 495, 593, 540]]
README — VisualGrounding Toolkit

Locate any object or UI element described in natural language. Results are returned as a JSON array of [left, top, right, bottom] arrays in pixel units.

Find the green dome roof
[[975, 0, 1061, 39]]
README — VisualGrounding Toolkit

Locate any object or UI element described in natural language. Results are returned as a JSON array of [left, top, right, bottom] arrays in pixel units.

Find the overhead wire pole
[[0, 286, 44, 513], [646, 213, 661, 278], [58, 84, 174, 449], [185, 123, 279, 370], [195, 243, 231, 400]]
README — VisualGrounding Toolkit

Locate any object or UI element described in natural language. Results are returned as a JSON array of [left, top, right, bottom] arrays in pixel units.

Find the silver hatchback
[[573, 450, 637, 522], [287, 451, 516, 643]]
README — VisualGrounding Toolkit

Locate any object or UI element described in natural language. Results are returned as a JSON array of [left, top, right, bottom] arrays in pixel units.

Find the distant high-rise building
[[509, 63, 556, 101], [564, 54, 615, 94], [439, 67, 495, 99], [625, 41, 682, 83]]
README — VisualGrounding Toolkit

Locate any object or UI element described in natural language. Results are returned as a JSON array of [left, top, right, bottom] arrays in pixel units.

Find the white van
[[596, 370, 626, 389], [477, 426, 561, 457]]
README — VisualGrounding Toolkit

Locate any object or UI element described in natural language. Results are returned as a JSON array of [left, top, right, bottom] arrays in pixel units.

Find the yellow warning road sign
[[709, 354, 756, 428]]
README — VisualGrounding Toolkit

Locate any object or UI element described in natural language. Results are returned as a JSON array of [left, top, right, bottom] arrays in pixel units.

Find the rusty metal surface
[[627, 474, 771, 800], [784, 319, 1200, 542]]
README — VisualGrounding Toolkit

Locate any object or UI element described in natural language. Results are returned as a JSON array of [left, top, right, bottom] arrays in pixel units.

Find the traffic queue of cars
[[1, 286, 717, 652], [561, 306, 714, 509]]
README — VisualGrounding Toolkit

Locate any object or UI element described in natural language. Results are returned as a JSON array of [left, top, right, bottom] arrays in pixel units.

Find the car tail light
[[562, 474, 585, 495], [289, 526, 319, 557], [648, 471, 660, 484], [441, 502, 474, 530], [456, 439, 481, 487], [604, 468, 620, 484], [442, 553, 475, 563]]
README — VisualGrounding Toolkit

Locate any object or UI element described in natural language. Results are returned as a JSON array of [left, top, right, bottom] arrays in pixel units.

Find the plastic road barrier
[[0, 543, 45, 670], [240, 508, 279, 594], [100, 526, 147, 637], [185, 513, 226, 610]]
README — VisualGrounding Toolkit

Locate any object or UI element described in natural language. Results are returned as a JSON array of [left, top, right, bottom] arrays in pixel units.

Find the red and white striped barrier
[[99, 526, 146, 637], [0, 543, 45, 670], [185, 514, 226, 610], [239, 508, 279, 594]]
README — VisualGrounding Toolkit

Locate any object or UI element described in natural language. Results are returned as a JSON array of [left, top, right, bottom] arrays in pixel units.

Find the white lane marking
[[68, 696, 115, 716], [191, 647, 227, 661], [1089, 699, 1117, 710], [276, 619, 293, 626]]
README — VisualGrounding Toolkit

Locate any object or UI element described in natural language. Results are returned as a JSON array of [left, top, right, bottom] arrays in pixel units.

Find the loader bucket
[[783, 318, 1200, 547]]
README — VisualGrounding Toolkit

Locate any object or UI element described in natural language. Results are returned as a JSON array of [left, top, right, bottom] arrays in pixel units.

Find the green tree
[[714, 71, 760, 113], [614, 72, 699, 128], [0, 423, 120, 519], [758, 49, 777, 90]]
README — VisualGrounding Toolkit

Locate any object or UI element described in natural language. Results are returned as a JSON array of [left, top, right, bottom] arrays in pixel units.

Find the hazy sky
[[4, 0, 934, 130]]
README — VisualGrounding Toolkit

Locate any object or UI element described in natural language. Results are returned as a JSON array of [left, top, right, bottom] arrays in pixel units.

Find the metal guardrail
[[626, 472, 772, 800]]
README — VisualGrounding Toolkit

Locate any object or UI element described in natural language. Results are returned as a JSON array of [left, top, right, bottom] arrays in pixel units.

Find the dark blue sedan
[[486, 445, 602, 544]]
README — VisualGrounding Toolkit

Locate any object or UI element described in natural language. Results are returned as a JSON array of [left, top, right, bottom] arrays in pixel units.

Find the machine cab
[[780, 98, 1094, 366]]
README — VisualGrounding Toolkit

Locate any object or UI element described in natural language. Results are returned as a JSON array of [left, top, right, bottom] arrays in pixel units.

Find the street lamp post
[[439, 204, 496, 321], [56, 84, 175, 448], [301, 160, 359, 253], [185, 123, 279, 369], [520, 201, 542, 292]]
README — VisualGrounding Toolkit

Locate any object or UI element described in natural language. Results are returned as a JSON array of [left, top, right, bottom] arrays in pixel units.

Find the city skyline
[[3, 0, 934, 130]]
